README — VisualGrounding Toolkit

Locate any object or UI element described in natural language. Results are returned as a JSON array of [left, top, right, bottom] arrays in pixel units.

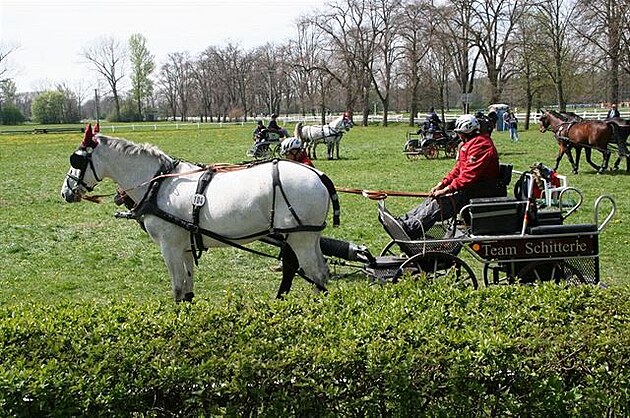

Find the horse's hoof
[[183, 291, 195, 302]]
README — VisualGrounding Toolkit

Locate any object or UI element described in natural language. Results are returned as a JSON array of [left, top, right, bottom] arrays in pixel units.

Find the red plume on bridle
[[81, 123, 98, 148], [92, 122, 100, 134]]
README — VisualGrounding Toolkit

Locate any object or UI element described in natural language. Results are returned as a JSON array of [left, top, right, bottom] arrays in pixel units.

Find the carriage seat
[[378, 201, 462, 257], [378, 201, 412, 243], [527, 223, 597, 236]]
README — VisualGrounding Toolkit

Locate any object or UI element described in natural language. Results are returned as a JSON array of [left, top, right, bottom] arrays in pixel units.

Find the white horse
[[61, 126, 340, 302], [295, 113, 353, 160]]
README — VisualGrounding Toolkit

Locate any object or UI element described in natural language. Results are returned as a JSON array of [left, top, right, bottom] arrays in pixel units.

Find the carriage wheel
[[404, 143, 422, 160], [379, 240, 399, 256], [271, 143, 281, 158], [516, 261, 586, 286], [423, 144, 439, 159], [445, 142, 458, 159], [393, 251, 478, 289], [482, 262, 517, 287]]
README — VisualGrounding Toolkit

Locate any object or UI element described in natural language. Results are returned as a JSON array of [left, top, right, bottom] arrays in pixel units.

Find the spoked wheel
[[379, 240, 399, 256], [393, 251, 478, 289], [404, 144, 422, 160], [445, 142, 458, 159], [517, 261, 586, 286], [405, 151, 422, 161], [423, 144, 439, 159], [271, 143, 281, 158], [482, 262, 517, 287]]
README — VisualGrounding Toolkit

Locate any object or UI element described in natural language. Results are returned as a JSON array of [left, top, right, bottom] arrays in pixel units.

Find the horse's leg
[[563, 145, 579, 174], [335, 138, 340, 160], [599, 149, 611, 173], [553, 143, 564, 171], [145, 220, 195, 302], [276, 244, 299, 299], [571, 147, 581, 174], [160, 243, 195, 302], [286, 232, 329, 292], [327, 140, 333, 160], [312, 141, 318, 160], [584, 147, 601, 171]]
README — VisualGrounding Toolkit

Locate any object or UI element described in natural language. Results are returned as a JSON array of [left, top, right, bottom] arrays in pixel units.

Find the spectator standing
[[607, 104, 620, 119], [507, 111, 519, 142]]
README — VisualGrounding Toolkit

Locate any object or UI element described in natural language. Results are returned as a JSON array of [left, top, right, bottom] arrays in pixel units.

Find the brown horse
[[538, 109, 622, 174]]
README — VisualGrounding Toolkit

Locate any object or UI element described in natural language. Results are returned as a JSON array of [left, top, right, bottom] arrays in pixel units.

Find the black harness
[[118, 159, 340, 266]]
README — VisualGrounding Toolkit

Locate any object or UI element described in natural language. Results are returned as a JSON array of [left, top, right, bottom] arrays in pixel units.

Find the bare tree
[[0, 43, 19, 84], [399, 0, 435, 126], [291, 16, 341, 123], [158, 60, 178, 120], [193, 48, 217, 122], [161, 52, 194, 121], [531, 0, 579, 111], [435, 0, 482, 113], [573, 0, 625, 103], [366, 0, 406, 126], [469, 0, 528, 104], [306, 0, 374, 125], [82, 37, 126, 121]]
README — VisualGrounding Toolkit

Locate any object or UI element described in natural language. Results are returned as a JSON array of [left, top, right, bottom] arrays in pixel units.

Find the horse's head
[[61, 124, 103, 203], [538, 110, 551, 133], [342, 112, 353, 131]]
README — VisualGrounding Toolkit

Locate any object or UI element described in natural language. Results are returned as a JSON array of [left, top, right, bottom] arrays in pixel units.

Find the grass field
[[1, 122, 628, 305]]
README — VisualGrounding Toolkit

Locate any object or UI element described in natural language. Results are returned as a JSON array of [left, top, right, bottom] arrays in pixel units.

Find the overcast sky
[[1, 0, 323, 93]]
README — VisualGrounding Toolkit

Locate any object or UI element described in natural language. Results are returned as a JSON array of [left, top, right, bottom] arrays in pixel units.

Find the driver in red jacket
[[396, 114, 503, 239], [280, 137, 313, 167]]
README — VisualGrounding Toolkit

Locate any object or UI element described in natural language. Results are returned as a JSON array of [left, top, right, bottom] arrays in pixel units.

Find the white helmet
[[454, 114, 481, 134], [280, 137, 302, 155]]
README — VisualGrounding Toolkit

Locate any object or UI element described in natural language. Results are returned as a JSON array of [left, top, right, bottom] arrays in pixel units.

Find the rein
[[82, 165, 210, 203], [337, 187, 431, 200]]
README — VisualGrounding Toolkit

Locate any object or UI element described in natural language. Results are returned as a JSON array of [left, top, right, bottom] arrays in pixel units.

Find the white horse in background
[[61, 126, 340, 302], [294, 113, 353, 160]]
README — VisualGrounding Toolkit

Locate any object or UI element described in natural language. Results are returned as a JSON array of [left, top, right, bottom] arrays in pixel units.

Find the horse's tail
[[294, 122, 303, 139], [318, 172, 340, 227]]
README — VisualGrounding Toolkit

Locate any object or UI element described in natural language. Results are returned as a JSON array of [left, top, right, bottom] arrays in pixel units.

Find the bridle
[[66, 146, 102, 195]]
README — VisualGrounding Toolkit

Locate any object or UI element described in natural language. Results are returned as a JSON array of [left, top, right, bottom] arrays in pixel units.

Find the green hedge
[[1, 281, 629, 416]]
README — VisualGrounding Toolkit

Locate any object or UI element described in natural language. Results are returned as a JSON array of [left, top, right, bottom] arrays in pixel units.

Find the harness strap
[[190, 168, 216, 265], [120, 159, 335, 264], [272, 160, 303, 226]]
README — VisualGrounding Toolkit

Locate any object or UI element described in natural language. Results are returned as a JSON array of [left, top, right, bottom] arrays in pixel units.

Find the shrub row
[[0, 281, 629, 416]]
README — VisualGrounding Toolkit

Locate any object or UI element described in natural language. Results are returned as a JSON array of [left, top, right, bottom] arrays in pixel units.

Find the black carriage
[[323, 167, 616, 289], [247, 129, 283, 159], [403, 121, 460, 160]]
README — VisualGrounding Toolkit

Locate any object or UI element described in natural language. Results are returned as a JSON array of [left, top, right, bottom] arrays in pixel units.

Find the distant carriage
[[403, 120, 459, 160], [247, 129, 283, 159], [295, 113, 353, 160]]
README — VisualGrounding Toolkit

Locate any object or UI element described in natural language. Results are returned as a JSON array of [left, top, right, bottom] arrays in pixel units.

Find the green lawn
[[1, 122, 628, 305]]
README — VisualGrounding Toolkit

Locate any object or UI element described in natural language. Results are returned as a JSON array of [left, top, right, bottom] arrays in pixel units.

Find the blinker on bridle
[[66, 124, 102, 194]]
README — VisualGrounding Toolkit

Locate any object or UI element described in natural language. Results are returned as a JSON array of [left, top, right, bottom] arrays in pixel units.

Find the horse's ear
[[81, 124, 97, 148], [93, 122, 100, 134]]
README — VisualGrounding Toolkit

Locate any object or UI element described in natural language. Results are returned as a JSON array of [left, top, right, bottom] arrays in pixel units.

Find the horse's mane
[[97, 134, 173, 166]]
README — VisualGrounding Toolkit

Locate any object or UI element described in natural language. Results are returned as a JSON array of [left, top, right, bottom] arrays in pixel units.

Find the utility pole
[[94, 89, 100, 123]]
